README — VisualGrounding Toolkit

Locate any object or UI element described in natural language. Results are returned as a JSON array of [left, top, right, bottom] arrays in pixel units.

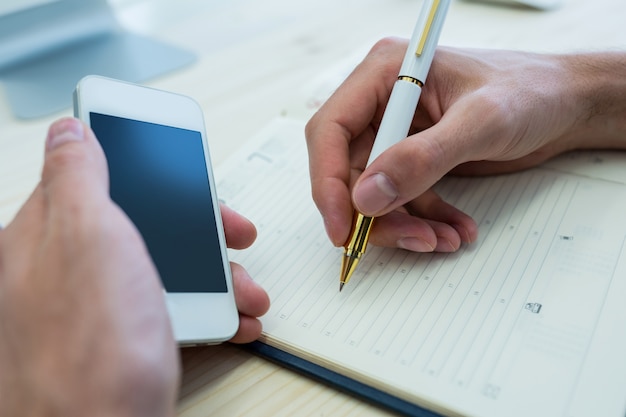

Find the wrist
[[560, 51, 626, 150]]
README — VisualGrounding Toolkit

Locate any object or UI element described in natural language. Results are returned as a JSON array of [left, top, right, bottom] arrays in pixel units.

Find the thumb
[[351, 113, 471, 217], [42, 118, 109, 203], [349, 138, 449, 217]]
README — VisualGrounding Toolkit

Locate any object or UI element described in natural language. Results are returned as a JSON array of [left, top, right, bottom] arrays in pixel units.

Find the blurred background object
[[463, 0, 563, 10], [0, 0, 195, 119]]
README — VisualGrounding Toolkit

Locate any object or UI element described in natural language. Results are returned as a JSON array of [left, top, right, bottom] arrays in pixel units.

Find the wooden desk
[[1, 0, 625, 415]]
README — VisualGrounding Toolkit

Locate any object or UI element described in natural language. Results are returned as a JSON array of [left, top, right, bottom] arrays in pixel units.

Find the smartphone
[[73, 75, 239, 345]]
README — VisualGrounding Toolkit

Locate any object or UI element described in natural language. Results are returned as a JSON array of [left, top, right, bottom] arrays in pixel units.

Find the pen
[[339, 0, 451, 291]]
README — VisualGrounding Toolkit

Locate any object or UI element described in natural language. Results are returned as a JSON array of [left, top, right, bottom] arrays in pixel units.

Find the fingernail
[[353, 173, 398, 215], [435, 238, 458, 252], [457, 226, 472, 243], [397, 237, 435, 252], [46, 119, 84, 150]]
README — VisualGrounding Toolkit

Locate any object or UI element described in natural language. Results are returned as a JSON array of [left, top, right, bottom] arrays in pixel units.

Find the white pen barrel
[[401, 0, 451, 84], [367, 79, 422, 166]]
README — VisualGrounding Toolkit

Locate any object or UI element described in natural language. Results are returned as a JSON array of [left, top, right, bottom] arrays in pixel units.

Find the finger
[[0, 119, 111, 282], [228, 316, 263, 344], [368, 210, 436, 251], [305, 38, 408, 246], [231, 263, 270, 319], [220, 204, 257, 249], [229, 262, 270, 343], [368, 210, 460, 253], [305, 108, 364, 247], [404, 189, 478, 244], [41, 118, 109, 207]]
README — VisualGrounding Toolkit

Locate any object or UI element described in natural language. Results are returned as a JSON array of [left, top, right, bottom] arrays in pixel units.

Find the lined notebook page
[[216, 118, 626, 417]]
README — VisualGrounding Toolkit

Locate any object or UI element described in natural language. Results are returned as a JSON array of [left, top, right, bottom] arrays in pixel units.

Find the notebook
[[216, 117, 626, 417]]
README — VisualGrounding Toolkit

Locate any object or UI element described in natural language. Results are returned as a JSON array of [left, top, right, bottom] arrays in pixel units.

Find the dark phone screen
[[90, 112, 227, 293]]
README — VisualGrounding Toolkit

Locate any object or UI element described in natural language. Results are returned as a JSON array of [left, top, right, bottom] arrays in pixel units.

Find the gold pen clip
[[415, 0, 441, 57]]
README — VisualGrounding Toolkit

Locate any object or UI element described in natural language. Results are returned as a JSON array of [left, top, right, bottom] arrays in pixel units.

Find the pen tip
[[339, 282, 344, 292]]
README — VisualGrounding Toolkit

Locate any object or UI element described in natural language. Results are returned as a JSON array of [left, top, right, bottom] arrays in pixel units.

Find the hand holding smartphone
[[74, 76, 239, 345]]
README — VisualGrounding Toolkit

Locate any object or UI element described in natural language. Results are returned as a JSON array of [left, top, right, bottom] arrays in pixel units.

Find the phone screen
[[89, 112, 227, 293]]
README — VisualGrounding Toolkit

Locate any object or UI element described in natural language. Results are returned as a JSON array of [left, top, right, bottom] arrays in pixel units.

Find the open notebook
[[216, 118, 626, 417]]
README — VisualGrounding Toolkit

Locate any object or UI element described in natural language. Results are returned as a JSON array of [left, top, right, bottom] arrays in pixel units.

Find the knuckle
[[369, 36, 406, 57], [304, 116, 317, 146], [368, 37, 408, 80]]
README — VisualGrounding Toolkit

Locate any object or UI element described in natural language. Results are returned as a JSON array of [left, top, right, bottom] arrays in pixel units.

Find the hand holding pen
[[306, 4, 625, 289], [306, 1, 476, 290], [322, 0, 464, 289]]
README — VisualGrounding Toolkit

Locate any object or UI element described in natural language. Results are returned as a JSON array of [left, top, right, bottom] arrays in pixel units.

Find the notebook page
[[216, 118, 626, 417]]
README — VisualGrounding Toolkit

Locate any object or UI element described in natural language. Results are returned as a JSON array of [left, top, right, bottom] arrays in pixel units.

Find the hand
[[0, 118, 176, 417], [221, 203, 270, 344], [0, 118, 268, 417], [305, 38, 626, 252]]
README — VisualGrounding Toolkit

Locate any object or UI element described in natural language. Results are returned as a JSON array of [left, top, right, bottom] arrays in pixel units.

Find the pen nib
[[339, 253, 360, 292]]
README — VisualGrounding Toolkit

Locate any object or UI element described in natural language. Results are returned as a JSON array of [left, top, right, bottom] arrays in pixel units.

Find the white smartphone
[[74, 75, 239, 345]]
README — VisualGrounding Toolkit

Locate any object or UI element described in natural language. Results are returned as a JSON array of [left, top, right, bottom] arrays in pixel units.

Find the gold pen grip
[[344, 212, 375, 256]]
